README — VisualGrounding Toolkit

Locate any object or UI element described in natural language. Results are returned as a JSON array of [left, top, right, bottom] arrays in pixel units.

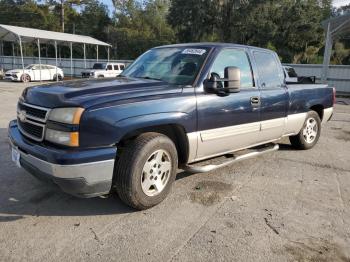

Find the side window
[[114, 65, 119, 70], [210, 49, 254, 88], [120, 65, 125, 70], [253, 51, 283, 88], [107, 65, 113, 70], [287, 67, 298, 78]]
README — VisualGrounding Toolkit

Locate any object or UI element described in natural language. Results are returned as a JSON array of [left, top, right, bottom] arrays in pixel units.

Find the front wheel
[[21, 74, 31, 83], [289, 111, 321, 150], [114, 132, 178, 210]]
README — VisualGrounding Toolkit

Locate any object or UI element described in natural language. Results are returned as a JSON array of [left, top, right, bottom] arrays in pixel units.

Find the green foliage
[[168, 0, 217, 42], [0, 0, 349, 64], [331, 41, 350, 65], [110, 0, 175, 59]]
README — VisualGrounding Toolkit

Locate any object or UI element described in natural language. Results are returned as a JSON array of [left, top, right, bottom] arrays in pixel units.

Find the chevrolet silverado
[[8, 43, 334, 209]]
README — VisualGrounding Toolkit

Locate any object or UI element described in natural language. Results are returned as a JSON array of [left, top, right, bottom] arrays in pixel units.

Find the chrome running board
[[181, 143, 279, 173]]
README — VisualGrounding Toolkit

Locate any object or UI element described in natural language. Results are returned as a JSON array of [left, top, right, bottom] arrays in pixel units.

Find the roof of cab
[[153, 42, 273, 52]]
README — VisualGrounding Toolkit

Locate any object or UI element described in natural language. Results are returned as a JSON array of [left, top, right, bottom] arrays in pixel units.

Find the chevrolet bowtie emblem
[[18, 110, 27, 122]]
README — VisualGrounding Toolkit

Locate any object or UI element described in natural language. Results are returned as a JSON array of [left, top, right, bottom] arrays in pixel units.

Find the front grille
[[18, 102, 48, 120], [18, 120, 44, 141], [17, 102, 50, 141]]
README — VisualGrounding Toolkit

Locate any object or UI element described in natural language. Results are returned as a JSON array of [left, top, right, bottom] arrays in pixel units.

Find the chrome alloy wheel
[[141, 149, 172, 196], [302, 117, 318, 144], [21, 74, 30, 82]]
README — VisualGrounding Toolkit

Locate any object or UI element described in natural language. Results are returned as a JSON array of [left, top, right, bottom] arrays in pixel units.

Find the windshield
[[25, 65, 35, 69], [93, 63, 106, 69], [121, 47, 211, 85]]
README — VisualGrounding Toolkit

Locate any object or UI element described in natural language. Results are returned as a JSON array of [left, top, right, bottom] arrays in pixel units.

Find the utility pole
[[61, 0, 65, 32]]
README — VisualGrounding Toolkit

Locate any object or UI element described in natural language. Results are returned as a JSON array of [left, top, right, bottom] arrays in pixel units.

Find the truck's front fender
[[80, 111, 196, 148]]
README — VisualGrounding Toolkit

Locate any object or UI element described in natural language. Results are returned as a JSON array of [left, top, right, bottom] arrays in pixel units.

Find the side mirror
[[224, 66, 240, 93], [204, 67, 241, 95]]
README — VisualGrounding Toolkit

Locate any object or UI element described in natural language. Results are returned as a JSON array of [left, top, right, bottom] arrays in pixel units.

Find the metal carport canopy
[[0, 24, 111, 46], [0, 24, 111, 82]]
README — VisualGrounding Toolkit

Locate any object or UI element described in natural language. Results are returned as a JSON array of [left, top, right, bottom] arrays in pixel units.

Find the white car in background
[[4, 64, 64, 82], [81, 62, 125, 78]]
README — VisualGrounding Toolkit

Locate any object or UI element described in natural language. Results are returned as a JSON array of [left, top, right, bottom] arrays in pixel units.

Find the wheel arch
[[117, 124, 190, 165], [309, 104, 324, 120]]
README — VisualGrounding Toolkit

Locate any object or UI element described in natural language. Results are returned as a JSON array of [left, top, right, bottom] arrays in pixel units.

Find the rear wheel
[[53, 74, 62, 81], [21, 74, 31, 83], [114, 132, 178, 210], [289, 111, 321, 150]]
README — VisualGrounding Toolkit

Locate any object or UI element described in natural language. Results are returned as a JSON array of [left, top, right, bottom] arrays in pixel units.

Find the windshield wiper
[[136, 76, 162, 81]]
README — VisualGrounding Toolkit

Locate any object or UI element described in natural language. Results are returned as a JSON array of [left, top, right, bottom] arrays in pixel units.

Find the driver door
[[195, 48, 261, 160]]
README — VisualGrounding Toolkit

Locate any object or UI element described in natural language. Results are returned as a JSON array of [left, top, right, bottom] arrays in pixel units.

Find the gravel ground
[[0, 80, 349, 262]]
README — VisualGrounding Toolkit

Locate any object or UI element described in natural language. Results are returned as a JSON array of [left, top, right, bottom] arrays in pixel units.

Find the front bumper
[[4, 75, 19, 81], [8, 120, 117, 198]]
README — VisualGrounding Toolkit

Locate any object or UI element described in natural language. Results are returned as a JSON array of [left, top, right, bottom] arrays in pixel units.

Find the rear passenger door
[[252, 50, 288, 142]]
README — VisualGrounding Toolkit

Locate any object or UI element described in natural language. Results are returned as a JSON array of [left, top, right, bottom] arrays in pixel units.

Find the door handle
[[250, 96, 260, 106]]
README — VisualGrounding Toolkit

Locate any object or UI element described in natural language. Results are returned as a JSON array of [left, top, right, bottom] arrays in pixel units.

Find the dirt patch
[[336, 130, 350, 142], [284, 238, 350, 262], [190, 180, 233, 206]]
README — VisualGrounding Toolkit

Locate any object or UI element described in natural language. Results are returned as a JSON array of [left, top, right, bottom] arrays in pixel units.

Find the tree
[[167, 0, 218, 42], [109, 0, 175, 59]]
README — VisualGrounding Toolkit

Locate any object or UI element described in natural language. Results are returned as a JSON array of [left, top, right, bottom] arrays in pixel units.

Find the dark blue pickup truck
[[8, 43, 335, 209]]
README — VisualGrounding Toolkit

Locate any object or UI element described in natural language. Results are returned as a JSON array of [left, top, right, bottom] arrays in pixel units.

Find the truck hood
[[21, 77, 184, 109]]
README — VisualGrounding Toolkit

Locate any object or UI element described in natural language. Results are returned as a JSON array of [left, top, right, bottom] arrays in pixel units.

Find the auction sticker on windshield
[[181, 49, 206, 55]]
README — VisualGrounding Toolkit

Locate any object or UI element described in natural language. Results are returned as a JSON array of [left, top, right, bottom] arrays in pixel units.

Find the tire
[[53, 74, 62, 81], [21, 74, 31, 83], [289, 110, 321, 150], [114, 132, 178, 210], [98, 75, 104, 78]]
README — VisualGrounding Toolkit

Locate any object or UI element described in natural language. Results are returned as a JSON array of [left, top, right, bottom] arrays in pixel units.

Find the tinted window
[[286, 67, 298, 78], [210, 49, 254, 88], [253, 51, 283, 88], [114, 65, 119, 70], [93, 63, 106, 69], [107, 65, 113, 70], [120, 65, 125, 70]]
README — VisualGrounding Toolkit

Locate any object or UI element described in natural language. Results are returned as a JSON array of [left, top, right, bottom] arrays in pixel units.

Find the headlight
[[45, 129, 79, 147], [48, 107, 84, 124]]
